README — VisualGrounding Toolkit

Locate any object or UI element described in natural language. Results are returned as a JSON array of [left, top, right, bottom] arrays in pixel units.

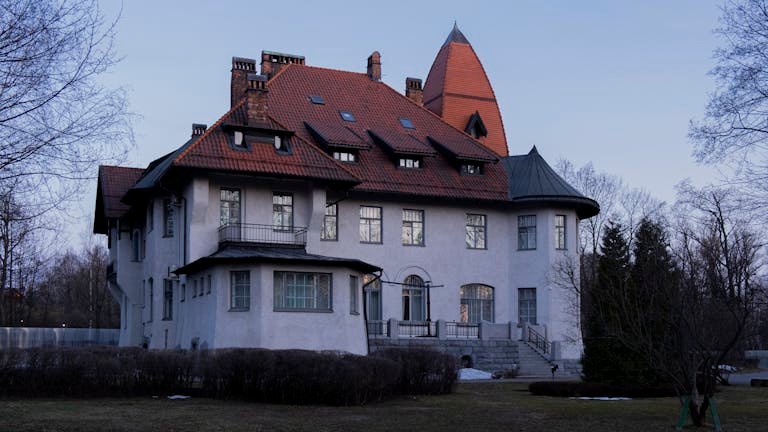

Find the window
[[206, 274, 212, 295], [274, 271, 332, 311], [398, 158, 421, 168], [163, 199, 175, 237], [274, 135, 290, 153], [321, 203, 338, 241], [181, 283, 186, 302], [230, 271, 250, 310], [309, 95, 325, 105], [461, 163, 482, 175], [350, 275, 359, 314], [147, 278, 154, 322], [339, 111, 356, 122], [402, 209, 424, 246], [233, 130, 245, 147], [192, 278, 198, 298], [332, 151, 357, 162], [460, 284, 494, 323], [220, 188, 241, 226], [399, 118, 415, 129], [555, 215, 566, 250], [466, 214, 486, 249], [364, 274, 382, 321], [402, 275, 425, 321], [518, 215, 537, 250], [163, 279, 173, 320], [272, 193, 293, 229], [147, 202, 154, 232], [359, 206, 382, 243], [131, 230, 141, 261], [518, 288, 537, 324]]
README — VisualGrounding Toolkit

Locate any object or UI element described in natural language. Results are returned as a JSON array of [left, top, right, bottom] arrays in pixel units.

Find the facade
[[94, 26, 598, 359]]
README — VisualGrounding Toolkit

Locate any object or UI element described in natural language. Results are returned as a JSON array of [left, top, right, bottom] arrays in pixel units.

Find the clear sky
[[77, 0, 723, 241]]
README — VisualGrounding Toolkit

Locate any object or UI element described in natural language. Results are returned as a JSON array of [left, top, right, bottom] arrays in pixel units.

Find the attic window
[[333, 151, 357, 163], [233, 131, 245, 147], [309, 95, 325, 105], [339, 111, 356, 122], [399, 118, 415, 129], [274, 135, 290, 154], [399, 158, 421, 169], [461, 163, 483, 175]]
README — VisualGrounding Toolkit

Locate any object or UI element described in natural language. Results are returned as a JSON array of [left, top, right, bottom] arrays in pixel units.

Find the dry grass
[[1, 382, 767, 431]]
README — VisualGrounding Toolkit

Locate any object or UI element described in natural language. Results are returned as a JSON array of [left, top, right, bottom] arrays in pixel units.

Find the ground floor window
[[460, 284, 494, 323], [349, 275, 359, 314], [518, 287, 537, 324], [230, 271, 250, 310], [402, 275, 425, 321], [364, 275, 382, 321], [162, 279, 173, 320], [274, 271, 332, 311]]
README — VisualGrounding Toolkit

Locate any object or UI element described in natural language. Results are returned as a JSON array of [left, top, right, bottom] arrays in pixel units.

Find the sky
[[76, 0, 723, 243]]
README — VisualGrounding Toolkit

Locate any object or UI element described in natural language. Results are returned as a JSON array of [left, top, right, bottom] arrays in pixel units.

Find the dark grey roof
[[444, 22, 470, 45], [174, 245, 381, 275], [501, 146, 600, 219], [123, 136, 199, 203]]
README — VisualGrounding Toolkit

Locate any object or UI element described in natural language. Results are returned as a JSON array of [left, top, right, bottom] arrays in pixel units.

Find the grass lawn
[[1, 382, 767, 431]]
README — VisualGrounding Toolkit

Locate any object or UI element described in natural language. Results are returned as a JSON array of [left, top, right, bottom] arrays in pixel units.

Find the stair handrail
[[527, 325, 551, 355]]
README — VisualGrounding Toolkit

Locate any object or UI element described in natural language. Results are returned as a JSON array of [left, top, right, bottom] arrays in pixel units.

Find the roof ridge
[[100, 164, 144, 171], [174, 98, 246, 164]]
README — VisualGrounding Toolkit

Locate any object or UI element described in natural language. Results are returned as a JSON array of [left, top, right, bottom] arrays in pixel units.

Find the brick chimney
[[261, 51, 305, 79], [405, 77, 423, 105], [246, 73, 268, 125], [231, 57, 256, 107], [191, 123, 207, 137], [367, 51, 381, 81]]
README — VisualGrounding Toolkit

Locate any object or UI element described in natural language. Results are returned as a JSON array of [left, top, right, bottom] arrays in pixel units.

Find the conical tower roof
[[423, 24, 509, 156]]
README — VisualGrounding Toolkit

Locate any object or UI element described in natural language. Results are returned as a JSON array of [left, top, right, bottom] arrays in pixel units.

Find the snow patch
[[458, 368, 492, 380]]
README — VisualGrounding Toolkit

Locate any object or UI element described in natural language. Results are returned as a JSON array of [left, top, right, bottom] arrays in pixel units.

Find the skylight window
[[399, 118, 415, 129], [309, 95, 325, 105], [339, 111, 356, 122]]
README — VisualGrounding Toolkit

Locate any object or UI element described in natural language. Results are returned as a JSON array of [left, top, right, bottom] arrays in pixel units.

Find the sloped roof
[[94, 165, 143, 233], [423, 25, 509, 157], [174, 245, 381, 275], [501, 147, 600, 218]]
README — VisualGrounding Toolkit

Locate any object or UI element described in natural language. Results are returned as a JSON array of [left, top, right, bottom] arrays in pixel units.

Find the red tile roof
[[423, 33, 509, 156]]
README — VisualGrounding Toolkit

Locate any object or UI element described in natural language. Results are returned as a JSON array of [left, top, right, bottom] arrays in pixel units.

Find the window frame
[[398, 158, 422, 169], [364, 274, 383, 321], [518, 287, 537, 325], [359, 206, 383, 244], [459, 284, 494, 323], [219, 188, 241, 227], [402, 275, 426, 321], [162, 279, 173, 320], [273, 271, 333, 313], [272, 193, 294, 230], [401, 209, 425, 246], [555, 214, 567, 250], [163, 198, 175, 237], [518, 215, 537, 251], [147, 201, 154, 232], [332, 151, 357, 163], [465, 213, 487, 249], [349, 275, 359, 315], [321, 203, 338, 241], [147, 278, 154, 323], [229, 270, 251, 311]]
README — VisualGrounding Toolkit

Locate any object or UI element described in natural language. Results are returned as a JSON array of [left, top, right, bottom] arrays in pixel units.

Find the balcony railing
[[397, 321, 437, 338], [366, 320, 389, 337], [446, 322, 479, 339], [218, 223, 307, 247]]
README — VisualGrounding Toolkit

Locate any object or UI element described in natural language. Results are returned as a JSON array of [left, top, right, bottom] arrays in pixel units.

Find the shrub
[[528, 381, 676, 398], [372, 348, 457, 395]]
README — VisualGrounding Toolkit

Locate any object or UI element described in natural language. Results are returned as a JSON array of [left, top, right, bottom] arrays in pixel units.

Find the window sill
[[556, 248, 568, 251], [320, 238, 338, 242], [517, 248, 536, 251], [360, 241, 383, 245], [402, 243, 425, 247], [228, 307, 250, 312], [466, 246, 487, 250], [350, 311, 360, 315], [273, 308, 333, 313]]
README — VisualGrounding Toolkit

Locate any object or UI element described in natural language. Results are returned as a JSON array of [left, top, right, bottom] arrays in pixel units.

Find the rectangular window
[[147, 202, 154, 232], [274, 271, 332, 311], [359, 206, 382, 243], [230, 271, 250, 310], [321, 203, 338, 241], [398, 158, 421, 168], [220, 188, 241, 226], [148, 278, 154, 322], [193, 279, 198, 298], [402, 209, 424, 246], [349, 275, 359, 314], [465, 214, 486, 249], [461, 164, 483, 175], [163, 199, 175, 237], [518, 215, 537, 250], [555, 215, 566, 250], [518, 288, 537, 325], [162, 279, 173, 320], [181, 283, 186, 302], [206, 274, 212, 295], [273, 193, 293, 229], [332, 151, 357, 162], [132, 230, 141, 261]]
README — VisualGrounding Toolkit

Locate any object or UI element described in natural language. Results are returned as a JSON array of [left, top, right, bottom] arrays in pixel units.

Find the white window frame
[[518, 215, 537, 250], [359, 206, 382, 244], [518, 287, 537, 325], [401, 209, 424, 246], [555, 214, 566, 250], [230, 271, 250, 311], [321, 203, 338, 241], [273, 271, 332, 312], [466, 214, 487, 249]]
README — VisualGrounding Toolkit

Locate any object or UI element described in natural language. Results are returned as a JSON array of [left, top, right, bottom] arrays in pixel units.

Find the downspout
[[362, 270, 382, 355]]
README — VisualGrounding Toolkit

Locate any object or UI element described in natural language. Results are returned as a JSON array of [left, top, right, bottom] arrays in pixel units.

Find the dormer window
[[399, 158, 421, 168], [340, 111, 356, 122], [461, 163, 483, 175], [274, 135, 290, 153], [333, 151, 357, 162], [233, 131, 245, 147]]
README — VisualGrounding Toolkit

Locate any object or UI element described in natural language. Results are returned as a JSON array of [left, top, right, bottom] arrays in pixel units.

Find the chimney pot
[[246, 74, 269, 125], [261, 50, 305, 78], [367, 51, 381, 81], [405, 77, 423, 105], [230, 56, 257, 108], [191, 123, 208, 137]]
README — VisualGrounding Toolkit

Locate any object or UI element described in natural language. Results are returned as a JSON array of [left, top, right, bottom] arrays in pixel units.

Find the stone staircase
[[517, 342, 554, 377]]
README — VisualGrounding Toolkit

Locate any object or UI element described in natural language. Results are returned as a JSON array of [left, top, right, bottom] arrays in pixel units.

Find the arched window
[[364, 274, 382, 321], [402, 275, 425, 321], [460, 284, 494, 323]]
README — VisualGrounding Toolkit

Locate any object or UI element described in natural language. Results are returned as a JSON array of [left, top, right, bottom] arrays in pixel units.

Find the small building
[[94, 25, 598, 361]]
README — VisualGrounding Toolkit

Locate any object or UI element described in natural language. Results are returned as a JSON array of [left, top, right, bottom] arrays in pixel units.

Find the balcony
[[218, 223, 307, 247]]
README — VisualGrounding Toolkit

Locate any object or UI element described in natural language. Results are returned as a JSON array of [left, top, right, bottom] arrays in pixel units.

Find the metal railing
[[218, 223, 307, 247], [527, 325, 551, 355], [446, 322, 480, 339], [366, 320, 389, 337], [398, 321, 437, 337]]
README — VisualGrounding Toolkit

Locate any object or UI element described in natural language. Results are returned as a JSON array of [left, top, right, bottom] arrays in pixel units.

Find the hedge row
[[528, 381, 676, 398], [0, 346, 457, 405]]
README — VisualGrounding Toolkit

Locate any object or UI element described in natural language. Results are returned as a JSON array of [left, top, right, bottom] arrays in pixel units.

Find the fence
[[446, 322, 479, 339], [0, 327, 120, 350]]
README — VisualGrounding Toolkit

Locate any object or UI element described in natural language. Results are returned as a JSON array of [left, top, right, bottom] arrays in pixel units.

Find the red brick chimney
[[405, 77, 423, 105], [246, 73, 268, 125], [231, 57, 256, 108], [261, 51, 305, 79], [367, 51, 381, 81], [191, 123, 207, 137]]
